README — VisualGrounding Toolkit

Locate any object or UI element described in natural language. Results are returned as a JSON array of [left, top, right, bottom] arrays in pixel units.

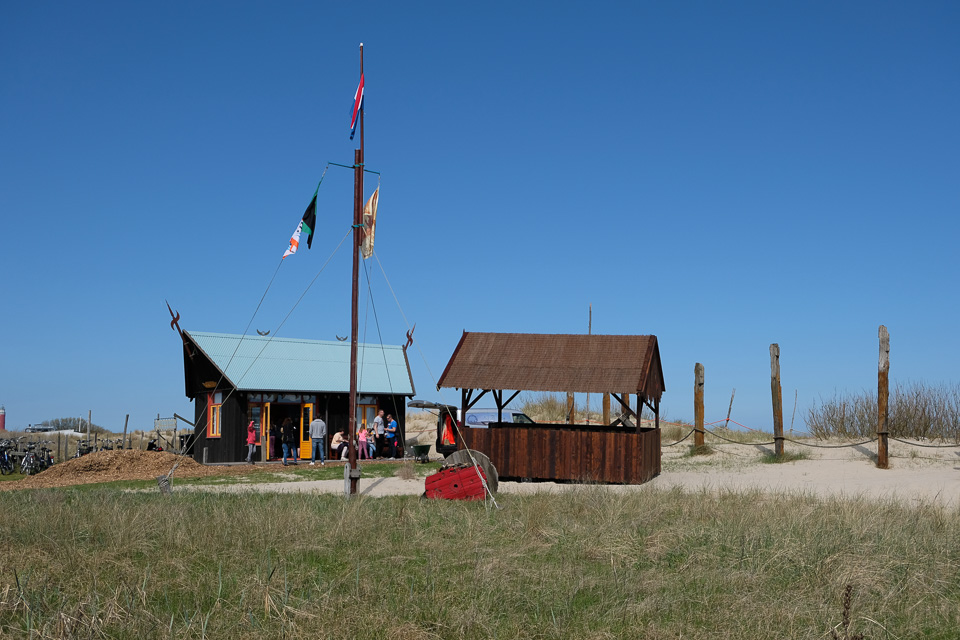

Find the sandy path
[[174, 438, 960, 508]]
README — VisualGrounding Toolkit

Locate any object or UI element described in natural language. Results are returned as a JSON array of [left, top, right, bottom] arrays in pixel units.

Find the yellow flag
[[361, 187, 379, 259]]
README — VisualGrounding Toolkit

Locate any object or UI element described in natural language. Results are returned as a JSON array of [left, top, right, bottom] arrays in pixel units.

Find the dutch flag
[[350, 73, 364, 140]]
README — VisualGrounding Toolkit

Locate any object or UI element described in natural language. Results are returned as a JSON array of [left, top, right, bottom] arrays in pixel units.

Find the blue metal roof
[[186, 331, 414, 395]]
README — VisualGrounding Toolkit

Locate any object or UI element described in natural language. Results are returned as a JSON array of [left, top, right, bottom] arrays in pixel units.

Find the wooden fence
[[461, 423, 661, 485]]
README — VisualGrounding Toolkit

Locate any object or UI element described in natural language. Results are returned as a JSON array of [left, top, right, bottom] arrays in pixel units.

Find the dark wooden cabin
[[438, 332, 664, 484], [180, 331, 415, 464]]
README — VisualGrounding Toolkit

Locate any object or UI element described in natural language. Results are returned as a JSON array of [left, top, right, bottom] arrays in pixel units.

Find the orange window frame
[[207, 393, 222, 438]]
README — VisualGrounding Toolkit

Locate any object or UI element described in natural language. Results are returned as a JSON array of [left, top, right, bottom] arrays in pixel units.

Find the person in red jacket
[[245, 421, 257, 464]]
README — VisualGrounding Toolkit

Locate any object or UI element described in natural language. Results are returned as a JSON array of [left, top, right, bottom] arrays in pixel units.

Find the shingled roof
[[437, 332, 664, 397]]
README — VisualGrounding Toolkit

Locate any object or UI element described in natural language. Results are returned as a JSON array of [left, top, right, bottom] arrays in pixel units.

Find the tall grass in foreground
[[2, 488, 959, 639], [807, 381, 960, 441]]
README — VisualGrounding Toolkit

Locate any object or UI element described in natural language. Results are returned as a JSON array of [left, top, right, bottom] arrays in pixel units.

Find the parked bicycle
[[0, 439, 15, 475], [74, 439, 94, 458], [20, 443, 46, 475]]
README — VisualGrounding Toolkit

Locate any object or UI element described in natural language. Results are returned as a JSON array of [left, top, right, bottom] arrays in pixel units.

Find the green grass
[[683, 444, 715, 457], [760, 450, 811, 464], [2, 484, 959, 639]]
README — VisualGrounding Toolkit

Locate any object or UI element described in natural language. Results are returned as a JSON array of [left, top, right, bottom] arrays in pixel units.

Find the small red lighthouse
[[0, 406, 6, 431]]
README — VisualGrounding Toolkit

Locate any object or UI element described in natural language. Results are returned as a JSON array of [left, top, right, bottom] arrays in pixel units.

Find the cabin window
[[207, 392, 222, 438], [358, 403, 377, 429]]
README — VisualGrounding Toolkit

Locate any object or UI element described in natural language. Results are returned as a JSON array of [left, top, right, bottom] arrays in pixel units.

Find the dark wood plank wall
[[462, 424, 661, 484], [192, 393, 245, 463]]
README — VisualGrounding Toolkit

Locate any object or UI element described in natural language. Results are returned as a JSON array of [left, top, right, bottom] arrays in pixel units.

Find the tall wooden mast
[[347, 43, 364, 495]]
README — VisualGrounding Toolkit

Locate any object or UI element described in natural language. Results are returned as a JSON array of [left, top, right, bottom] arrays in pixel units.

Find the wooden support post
[[877, 325, 890, 469], [567, 392, 575, 425], [122, 414, 129, 450], [202, 447, 209, 465], [770, 344, 784, 457], [586, 303, 591, 424], [724, 388, 736, 431], [694, 363, 705, 448], [87, 410, 91, 443], [602, 393, 610, 425]]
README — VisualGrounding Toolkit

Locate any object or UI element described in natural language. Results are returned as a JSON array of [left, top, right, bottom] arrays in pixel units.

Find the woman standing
[[245, 420, 257, 465], [280, 417, 295, 466]]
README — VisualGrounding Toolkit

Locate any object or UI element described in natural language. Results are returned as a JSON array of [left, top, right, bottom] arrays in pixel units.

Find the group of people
[[244, 409, 403, 466], [320, 410, 401, 464]]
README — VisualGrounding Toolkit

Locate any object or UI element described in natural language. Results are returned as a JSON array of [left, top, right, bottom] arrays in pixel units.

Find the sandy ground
[[4, 438, 958, 507], [164, 437, 960, 508]]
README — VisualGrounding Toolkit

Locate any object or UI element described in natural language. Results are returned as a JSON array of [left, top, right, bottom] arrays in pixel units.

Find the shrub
[[807, 381, 960, 441]]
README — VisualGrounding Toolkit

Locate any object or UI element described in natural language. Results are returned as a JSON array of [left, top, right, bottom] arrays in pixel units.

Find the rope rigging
[[162, 225, 353, 482]]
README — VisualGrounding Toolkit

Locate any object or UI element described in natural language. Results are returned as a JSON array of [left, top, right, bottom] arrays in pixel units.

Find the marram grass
[[1, 486, 958, 639]]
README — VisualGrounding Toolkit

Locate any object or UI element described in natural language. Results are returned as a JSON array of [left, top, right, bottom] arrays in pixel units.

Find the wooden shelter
[[438, 332, 665, 484]]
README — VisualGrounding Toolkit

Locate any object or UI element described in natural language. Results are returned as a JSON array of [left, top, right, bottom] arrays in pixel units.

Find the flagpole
[[347, 43, 364, 495]]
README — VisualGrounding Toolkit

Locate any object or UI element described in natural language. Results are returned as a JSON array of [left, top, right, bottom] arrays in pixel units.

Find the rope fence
[[659, 419, 960, 465]]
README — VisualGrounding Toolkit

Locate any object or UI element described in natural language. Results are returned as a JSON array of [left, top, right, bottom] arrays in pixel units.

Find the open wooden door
[[261, 402, 271, 461], [300, 403, 314, 458]]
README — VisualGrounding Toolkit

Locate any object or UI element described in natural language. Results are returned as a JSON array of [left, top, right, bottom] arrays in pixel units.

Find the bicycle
[[20, 443, 44, 475], [74, 439, 94, 458], [0, 440, 14, 475]]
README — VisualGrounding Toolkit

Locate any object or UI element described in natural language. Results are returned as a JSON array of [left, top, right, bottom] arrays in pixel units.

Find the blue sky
[[2, 1, 957, 433]]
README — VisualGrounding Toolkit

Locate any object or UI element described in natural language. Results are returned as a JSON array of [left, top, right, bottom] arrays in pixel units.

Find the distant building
[[179, 331, 415, 464]]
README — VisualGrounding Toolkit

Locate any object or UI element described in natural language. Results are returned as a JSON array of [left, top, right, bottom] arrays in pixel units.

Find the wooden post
[[694, 363, 705, 447], [789, 389, 798, 434], [87, 410, 91, 443], [567, 392, 575, 424], [770, 344, 784, 457], [602, 393, 610, 425], [724, 388, 736, 431], [122, 414, 129, 450], [586, 304, 591, 424], [202, 447, 209, 465], [877, 325, 890, 469], [57, 432, 62, 463]]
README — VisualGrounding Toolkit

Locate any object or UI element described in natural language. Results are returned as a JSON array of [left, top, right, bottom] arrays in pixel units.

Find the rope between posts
[[702, 427, 775, 446], [783, 437, 878, 449], [890, 437, 960, 449], [662, 428, 696, 447]]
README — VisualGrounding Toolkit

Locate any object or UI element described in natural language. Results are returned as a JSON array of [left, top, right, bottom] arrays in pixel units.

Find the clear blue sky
[[2, 1, 957, 433]]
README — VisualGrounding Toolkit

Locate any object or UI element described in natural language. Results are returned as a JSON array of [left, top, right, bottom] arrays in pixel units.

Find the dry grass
[[1, 485, 958, 638], [520, 392, 660, 425], [808, 381, 960, 441]]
